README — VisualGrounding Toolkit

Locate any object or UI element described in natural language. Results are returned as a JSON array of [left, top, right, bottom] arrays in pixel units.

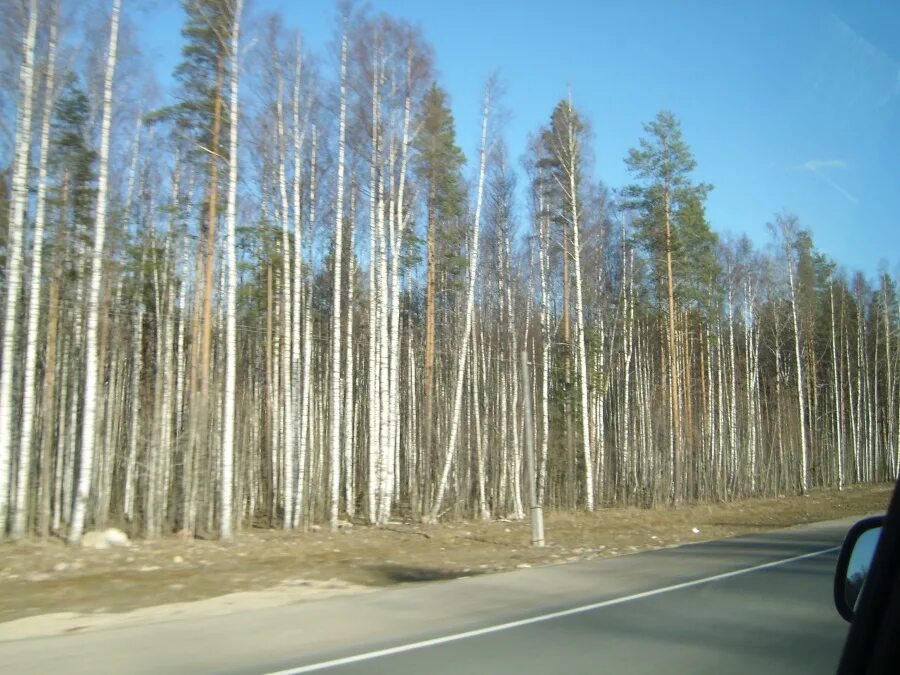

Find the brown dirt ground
[[0, 483, 892, 627]]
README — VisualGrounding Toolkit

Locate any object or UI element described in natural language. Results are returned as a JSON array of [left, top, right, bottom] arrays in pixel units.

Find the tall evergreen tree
[[150, 0, 233, 535], [540, 99, 595, 509], [412, 83, 464, 499], [623, 110, 713, 502], [51, 78, 97, 230]]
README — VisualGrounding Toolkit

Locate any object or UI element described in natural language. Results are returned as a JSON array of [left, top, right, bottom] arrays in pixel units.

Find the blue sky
[[138, 0, 900, 278]]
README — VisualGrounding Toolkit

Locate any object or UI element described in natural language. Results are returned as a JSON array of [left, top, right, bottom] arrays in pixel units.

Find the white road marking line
[[264, 545, 840, 674]]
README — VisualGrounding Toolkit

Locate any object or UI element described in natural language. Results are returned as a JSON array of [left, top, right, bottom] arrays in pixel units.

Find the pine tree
[[430, 79, 492, 522], [150, 0, 233, 535], [623, 110, 712, 502], [412, 83, 465, 504]]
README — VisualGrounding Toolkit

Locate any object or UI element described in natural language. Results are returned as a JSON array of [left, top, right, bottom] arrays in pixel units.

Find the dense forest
[[1, 0, 897, 542]]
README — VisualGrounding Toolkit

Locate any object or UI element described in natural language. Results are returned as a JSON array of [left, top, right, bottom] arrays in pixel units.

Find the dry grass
[[0, 483, 892, 626]]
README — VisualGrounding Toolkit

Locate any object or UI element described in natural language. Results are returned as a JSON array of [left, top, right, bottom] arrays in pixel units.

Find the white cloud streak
[[800, 159, 846, 171], [793, 158, 858, 205], [817, 172, 859, 205]]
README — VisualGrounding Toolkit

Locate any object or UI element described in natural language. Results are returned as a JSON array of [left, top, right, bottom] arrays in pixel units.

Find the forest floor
[[0, 483, 892, 639]]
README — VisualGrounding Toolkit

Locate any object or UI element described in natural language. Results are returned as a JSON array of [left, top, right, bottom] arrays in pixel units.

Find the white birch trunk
[[366, 52, 380, 522], [383, 69, 413, 524], [69, 0, 120, 543], [406, 321, 418, 500], [596, 310, 606, 500], [873, 310, 880, 480], [472, 330, 489, 519], [220, 0, 242, 540], [858, 298, 871, 480], [276, 74, 294, 529], [716, 323, 727, 495], [175, 245, 188, 520], [96, 289, 121, 526], [503, 233, 524, 519], [290, 45, 305, 528], [272, 285, 281, 507], [381, 165, 395, 519], [830, 285, 844, 489], [0, 0, 38, 537], [11, 8, 57, 538], [124, 301, 143, 521], [329, 32, 348, 530], [294, 126, 316, 529], [343, 188, 356, 517], [64, 300, 83, 528], [623, 248, 635, 491], [157, 252, 176, 525], [498, 364, 509, 512], [786, 246, 809, 494], [53, 342, 69, 533], [375, 142, 390, 522], [568, 128, 594, 511], [727, 289, 738, 486], [847, 306, 859, 482], [537, 180, 551, 505], [124, 122, 151, 526], [593, 248, 606, 500], [744, 282, 759, 493], [366, 222, 378, 518]]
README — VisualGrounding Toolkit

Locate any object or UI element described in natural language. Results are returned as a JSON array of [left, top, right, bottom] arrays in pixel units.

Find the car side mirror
[[834, 515, 885, 622]]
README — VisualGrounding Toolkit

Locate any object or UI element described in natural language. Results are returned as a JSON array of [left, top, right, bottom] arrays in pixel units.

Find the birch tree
[[12, 3, 58, 539], [776, 214, 810, 494], [220, 0, 242, 539], [69, 0, 121, 544], [382, 32, 425, 524], [831, 283, 844, 489], [0, 0, 893, 538], [290, 39, 306, 527], [329, 26, 348, 531], [0, 0, 38, 538], [275, 66, 294, 530]]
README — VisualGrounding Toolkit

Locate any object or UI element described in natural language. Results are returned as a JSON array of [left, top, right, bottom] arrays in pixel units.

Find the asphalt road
[[0, 518, 857, 674]]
